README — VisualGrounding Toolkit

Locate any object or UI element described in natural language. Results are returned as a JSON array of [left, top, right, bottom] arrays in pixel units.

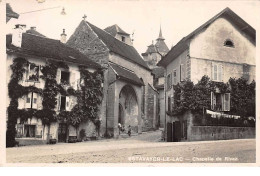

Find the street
[[6, 131, 256, 163]]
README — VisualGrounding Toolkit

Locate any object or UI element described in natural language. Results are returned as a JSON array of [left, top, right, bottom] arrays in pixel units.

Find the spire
[[157, 24, 165, 41]]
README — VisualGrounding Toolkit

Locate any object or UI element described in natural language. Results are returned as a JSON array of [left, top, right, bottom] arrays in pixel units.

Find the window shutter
[[224, 93, 230, 111], [32, 93, 38, 109], [211, 62, 214, 80], [65, 96, 70, 111], [26, 64, 31, 81], [39, 65, 43, 78], [211, 92, 216, 110], [171, 96, 174, 110], [218, 64, 223, 82], [25, 93, 31, 108], [70, 72, 76, 89], [57, 94, 61, 111], [181, 64, 185, 81], [56, 69, 61, 84], [75, 72, 80, 90], [173, 70, 177, 85]]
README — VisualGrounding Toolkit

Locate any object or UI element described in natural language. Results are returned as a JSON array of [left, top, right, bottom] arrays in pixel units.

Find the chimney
[[60, 29, 67, 43], [30, 26, 36, 30], [12, 24, 26, 47]]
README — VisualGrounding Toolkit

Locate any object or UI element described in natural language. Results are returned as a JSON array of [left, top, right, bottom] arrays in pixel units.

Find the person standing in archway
[[118, 123, 122, 135], [128, 125, 132, 137]]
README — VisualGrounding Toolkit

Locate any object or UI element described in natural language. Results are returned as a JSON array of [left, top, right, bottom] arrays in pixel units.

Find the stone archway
[[119, 85, 139, 133]]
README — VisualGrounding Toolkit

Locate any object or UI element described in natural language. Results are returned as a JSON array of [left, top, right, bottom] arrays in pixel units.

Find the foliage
[[167, 75, 255, 119], [6, 57, 104, 147]]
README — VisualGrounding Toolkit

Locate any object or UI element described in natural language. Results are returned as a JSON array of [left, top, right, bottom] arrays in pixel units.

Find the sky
[[5, 0, 260, 55]]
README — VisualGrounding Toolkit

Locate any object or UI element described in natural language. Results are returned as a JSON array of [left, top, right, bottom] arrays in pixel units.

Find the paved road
[[6, 131, 256, 163]]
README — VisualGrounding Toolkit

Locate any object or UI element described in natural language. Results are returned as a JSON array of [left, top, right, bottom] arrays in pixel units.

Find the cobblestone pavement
[[6, 131, 255, 164]]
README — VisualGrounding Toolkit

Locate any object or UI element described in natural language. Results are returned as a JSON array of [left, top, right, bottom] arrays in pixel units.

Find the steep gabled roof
[[104, 24, 130, 37], [85, 21, 150, 70], [6, 33, 101, 69], [158, 7, 256, 67]]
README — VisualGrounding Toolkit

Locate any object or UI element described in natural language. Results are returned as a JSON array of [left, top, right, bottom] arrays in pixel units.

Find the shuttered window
[[173, 70, 177, 85], [212, 62, 223, 82], [211, 91, 230, 112], [25, 92, 38, 109], [167, 74, 172, 90]]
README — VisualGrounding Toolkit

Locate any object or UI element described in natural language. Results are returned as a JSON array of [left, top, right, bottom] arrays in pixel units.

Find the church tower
[[142, 26, 169, 69]]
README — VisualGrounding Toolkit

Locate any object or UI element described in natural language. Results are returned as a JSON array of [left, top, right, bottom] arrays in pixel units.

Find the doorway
[[58, 123, 67, 142]]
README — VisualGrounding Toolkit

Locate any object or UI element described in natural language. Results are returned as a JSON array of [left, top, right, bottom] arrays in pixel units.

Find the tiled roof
[[152, 67, 165, 79], [6, 3, 19, 22], [6, 33, 101, 69], [155, 40, 169, 54], [109, 62, 144, 86], [158, 7, 256, 67], [104, 24, 130, 37], [26, 29, 46, 37], [85, 21, 150, 70]]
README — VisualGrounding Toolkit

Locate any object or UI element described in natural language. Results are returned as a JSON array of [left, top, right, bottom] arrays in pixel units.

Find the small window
[[167, 74, 172, 90], [60, 96, 66, 111], [224, 39, 234, 47], [173, 70, 177, 85], [27, 64, 39, 81], [61, 71, 70, 84], [212, 62, 223, 82], [211, 92, 230, 111], [121, 36, 125, 42]]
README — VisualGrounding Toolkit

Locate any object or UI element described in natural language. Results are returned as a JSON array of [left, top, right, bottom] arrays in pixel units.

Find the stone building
[[158, 7, 255, 141], [6, 25, 101, 144], [142, 27, 169, 128], [67, 20, 159, 137]]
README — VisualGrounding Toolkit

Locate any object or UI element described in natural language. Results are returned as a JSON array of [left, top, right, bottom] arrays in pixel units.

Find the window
[[173, 70, 177, 85], [25, 92, 38, 109], [211, 62, 223, 82], [167, 96, 174, 111], [224, 39, 234, 47], [61, 71, 70, 85], [211, 92, 230, 111], [180, 64, 185, 81], [186, 59, 191, 80], [168, 97, 171, 111], [167, 74, 172, 90], [27, 64, 40, 81], [59, 96, 70, 111], [121, 36, 125, 42]]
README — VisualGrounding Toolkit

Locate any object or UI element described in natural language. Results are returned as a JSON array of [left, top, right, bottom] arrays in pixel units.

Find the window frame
[[26, 64, 40, 82]]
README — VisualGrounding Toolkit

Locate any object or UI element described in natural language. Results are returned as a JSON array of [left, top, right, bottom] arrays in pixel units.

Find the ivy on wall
[[6, 57, 103, 147], [167, 75, 255, 119]]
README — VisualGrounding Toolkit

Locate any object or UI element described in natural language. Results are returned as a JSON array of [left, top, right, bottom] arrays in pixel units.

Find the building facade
[[158, 8, 255, 141], [142, 27, 169, 128], [6, 25, 102, 145], [67, 20, 159, 137]]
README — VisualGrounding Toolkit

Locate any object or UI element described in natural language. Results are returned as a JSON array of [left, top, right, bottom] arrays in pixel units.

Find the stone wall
[[188, 126, 255, 141]]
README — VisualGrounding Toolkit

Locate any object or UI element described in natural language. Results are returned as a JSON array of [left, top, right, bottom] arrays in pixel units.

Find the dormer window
[[121, 36, 125, 42], [224, 39, 234, 47]]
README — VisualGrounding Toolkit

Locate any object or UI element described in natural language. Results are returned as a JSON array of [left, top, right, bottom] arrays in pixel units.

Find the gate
[[166, 121, 182, 142], [58, 123, 67, 142]]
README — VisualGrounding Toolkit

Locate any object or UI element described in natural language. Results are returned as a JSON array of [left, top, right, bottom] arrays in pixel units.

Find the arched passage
[[119, 85, 139, 133]]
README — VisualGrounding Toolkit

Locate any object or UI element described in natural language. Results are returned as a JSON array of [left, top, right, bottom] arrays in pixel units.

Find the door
[[58, 123, 67, 142], [167, 123, 173, 142], [173, 121, 181, 142]]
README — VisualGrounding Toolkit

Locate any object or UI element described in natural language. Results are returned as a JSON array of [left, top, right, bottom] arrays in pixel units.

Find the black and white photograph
[[0, 0, 259, 166]]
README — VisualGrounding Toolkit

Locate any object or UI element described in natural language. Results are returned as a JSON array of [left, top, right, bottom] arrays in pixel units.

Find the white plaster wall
[[189, 17, 255, 65]]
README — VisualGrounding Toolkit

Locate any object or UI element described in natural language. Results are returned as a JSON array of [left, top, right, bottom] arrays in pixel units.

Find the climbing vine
[[167, 75, 255, 119], [6, 57, 103, 147]]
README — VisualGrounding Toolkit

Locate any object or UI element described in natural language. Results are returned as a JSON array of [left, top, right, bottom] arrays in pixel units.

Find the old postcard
[[0, 0, 259, 166]]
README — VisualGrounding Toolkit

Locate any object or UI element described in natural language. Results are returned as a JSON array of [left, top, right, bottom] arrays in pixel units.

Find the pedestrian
[[118, 123, 122, 135], [127, 125, 131, 137]]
